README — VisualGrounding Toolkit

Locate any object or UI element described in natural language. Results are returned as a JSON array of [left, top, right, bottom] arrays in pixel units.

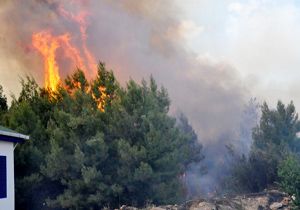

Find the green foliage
[[0, 85, 8, 126], [278, 155, 300, 206], [230, 101, 300, 194], [2, 77, 55, 209], [2, 63, 203, 209], [253, 101, 299, 151], [0, 85, 8, 114]]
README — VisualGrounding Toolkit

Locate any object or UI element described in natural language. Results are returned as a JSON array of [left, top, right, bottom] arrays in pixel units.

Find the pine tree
[[3, 64, 204, 209]]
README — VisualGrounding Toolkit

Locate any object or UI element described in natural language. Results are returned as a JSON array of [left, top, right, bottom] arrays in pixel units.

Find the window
[[0, 156, 7, 199]]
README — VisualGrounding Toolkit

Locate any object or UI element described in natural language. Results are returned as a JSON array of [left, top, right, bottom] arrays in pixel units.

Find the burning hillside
[[0, 65, 206, 209], [1, 2, 252, 192], [1, 1, 300, 210]]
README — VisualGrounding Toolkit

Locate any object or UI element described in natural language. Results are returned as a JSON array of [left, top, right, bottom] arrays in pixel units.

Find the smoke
[[185, 99, 260, 197], [0, 0, 257, 197]]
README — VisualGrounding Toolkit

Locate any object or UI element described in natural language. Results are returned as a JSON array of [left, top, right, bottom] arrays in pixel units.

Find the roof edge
[[0, 130, 29, 140]]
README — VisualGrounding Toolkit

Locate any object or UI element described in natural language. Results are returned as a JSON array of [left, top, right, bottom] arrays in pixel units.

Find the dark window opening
[[0, 155, 7, 199]]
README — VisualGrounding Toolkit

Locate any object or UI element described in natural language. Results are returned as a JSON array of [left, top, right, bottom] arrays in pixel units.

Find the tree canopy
[[230, 101, 300, 196], [0, 63, 203, 210]]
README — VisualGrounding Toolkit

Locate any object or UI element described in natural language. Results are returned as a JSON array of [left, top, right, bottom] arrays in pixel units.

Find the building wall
[[0, 141, 14, 210]]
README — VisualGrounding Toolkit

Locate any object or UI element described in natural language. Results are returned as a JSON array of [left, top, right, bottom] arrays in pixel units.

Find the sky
[[178, 0, 300, 108]]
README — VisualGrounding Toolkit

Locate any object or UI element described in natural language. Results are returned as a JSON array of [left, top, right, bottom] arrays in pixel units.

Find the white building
[[0, 126, 29, 210]]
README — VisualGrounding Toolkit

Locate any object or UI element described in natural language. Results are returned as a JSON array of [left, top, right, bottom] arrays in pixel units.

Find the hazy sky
[[177, 0, 300, 108]]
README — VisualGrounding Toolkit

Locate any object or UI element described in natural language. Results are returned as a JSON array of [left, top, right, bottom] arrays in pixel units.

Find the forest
[[0, 63, 300, 209]]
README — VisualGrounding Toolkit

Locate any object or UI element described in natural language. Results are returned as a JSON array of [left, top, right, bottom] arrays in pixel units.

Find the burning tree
[[0, 63, 203, 209]]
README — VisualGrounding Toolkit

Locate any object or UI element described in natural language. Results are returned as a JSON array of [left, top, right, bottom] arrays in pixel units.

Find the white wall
[[0, 141, 14, 210]]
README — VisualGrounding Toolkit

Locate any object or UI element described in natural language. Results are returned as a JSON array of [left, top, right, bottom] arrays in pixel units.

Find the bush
[[278, 155, 300, 206]]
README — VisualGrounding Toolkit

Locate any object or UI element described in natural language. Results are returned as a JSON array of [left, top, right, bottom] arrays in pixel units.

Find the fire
[[59, 33, 87, 73], [32, 31, 89, 91], [74, 81, 82, 90], [32, 31, 60, 91], [31, 2, 106, 111], [92, 86, 108, 112], [58, 6, 97, 73], [32, 3, 97, 92]]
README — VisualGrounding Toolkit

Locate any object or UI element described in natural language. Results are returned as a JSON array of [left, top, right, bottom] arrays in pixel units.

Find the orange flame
[[32, 3, 106, 111], [32, 31, 89, 91], [58, 6, 97, 73], [32, 31, 60, 91], [32, 4, 97, 92], [59, 33, 87, 73], [92, 86, 108, 112]]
